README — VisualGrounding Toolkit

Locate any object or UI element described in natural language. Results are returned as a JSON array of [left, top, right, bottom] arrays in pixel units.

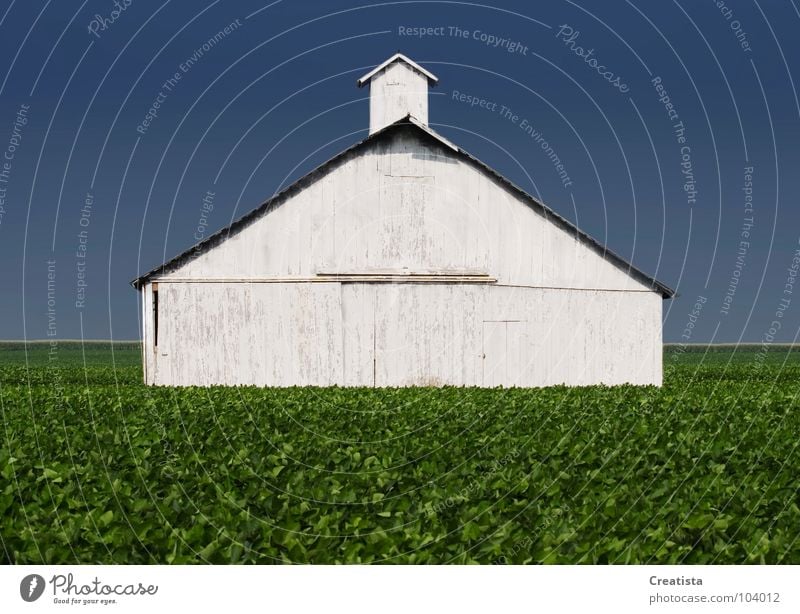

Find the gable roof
[[357, 53, 439, 87], [131, 117, 675, 298]]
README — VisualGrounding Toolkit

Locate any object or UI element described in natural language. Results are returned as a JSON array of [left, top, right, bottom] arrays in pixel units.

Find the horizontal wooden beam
[[148, 275, 498, 284]]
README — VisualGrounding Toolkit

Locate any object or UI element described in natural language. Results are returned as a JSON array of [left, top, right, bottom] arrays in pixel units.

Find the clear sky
[[0, 0, 798, 344]]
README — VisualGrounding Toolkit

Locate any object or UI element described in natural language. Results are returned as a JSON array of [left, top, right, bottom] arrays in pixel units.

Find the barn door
[[482, 321, 524, 387]]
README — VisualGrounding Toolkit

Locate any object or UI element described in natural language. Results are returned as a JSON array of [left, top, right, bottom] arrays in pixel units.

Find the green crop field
[[1, 341, 799, 564]]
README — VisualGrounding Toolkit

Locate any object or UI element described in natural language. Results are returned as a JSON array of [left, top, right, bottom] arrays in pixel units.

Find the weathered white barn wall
[[142, 126, 665, 387], [160, 130, 652, 295], [144, 281, 661, 387]]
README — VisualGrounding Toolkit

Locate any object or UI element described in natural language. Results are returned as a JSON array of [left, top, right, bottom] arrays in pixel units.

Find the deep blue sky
[[0, 0, 798, 343]]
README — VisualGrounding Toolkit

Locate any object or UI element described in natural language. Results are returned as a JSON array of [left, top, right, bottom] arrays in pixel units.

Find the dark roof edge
[[131, 117, 675, 299], [130, 120, 402, 289], [450, 140, 676, 299]]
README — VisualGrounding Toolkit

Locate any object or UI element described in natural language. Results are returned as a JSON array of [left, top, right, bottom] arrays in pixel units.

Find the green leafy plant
[[1, 343, 798, 563]]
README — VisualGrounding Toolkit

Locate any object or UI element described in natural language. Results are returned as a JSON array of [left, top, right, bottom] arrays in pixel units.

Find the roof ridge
[[357, 53, 438, 87]]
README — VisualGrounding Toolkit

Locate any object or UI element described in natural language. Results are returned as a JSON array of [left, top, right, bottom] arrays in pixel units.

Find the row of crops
[[1, 345, 799, 563]]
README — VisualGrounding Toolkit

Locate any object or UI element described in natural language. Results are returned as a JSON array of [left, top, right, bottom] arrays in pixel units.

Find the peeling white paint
[[142, 281, 661, 387]]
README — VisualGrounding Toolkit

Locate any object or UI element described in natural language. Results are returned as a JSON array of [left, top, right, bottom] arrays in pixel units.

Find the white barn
[[132, 54, 674, 387]]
